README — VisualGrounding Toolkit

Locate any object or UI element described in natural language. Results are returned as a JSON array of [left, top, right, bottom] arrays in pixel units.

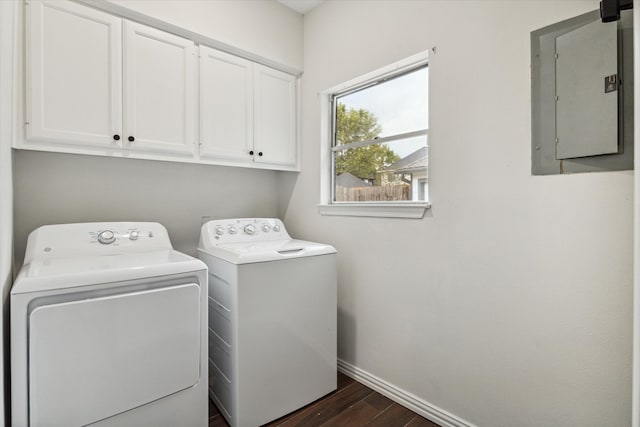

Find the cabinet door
[[27, 0, 122, 148], [123, 21, 196, 155], [199, 46, 253, 165], [253, 65, 298, 169]]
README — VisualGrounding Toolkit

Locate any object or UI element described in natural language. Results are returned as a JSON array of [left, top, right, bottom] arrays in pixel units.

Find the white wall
[[13, 152, 281, 265], [0, 1, 16, 424], [108, 0, 303, 71], [13, 0, 303, 267], [279, 1, 634, 426]]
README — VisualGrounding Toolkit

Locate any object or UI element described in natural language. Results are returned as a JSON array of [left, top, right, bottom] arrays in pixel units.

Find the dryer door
[[28, 283, 201, 426]]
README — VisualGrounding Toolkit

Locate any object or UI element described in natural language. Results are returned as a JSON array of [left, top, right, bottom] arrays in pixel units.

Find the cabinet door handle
[[249, 150, 254, 155], [258, 152, 263, 157], [128, 136, 135, 142], [113, 135, 120, 141]]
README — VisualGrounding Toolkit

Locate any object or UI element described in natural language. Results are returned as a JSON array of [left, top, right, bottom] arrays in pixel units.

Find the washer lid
[[197, 239, 336, 264], [11, 250, 206, 294]]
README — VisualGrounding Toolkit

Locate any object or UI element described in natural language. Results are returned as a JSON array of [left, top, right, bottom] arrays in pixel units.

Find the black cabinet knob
[[258, 152, 263, 157], [113, 135, 120, 141], [249, 150, 254, 155], [128, 136, 135, 142]]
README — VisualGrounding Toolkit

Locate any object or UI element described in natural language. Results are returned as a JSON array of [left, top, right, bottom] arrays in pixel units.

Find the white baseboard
[[337, 359, 475, 427]]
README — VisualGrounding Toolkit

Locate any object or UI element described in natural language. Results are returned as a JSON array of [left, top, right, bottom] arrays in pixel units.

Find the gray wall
[[634, 2, 640, 423], [279, 1, 634, 426]]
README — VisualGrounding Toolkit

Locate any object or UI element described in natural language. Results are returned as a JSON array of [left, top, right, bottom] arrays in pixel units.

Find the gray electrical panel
[[556, 20, 618, 159], [531, 10, 633, 175]]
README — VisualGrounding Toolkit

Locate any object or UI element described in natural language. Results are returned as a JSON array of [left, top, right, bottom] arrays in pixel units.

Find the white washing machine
[[197, 218, 337, 427], [11, 222, 208, 427]]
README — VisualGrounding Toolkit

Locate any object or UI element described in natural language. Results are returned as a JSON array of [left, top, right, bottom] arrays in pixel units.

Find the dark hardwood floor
[[208, 373, 441, 427]]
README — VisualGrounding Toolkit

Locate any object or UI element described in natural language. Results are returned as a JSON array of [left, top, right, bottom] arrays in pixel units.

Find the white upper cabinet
[[27, 0, 122, 148], [199, 46, 253, 165], [26, 1, 195, 157], [23, 0, 298, 171], [253, 65, 297, 169], [124, 22, 196, 156], [199, 47, 298, 170]]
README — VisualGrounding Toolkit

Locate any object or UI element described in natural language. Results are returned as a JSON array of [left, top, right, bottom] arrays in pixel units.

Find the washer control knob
[[129, 230, 139, 241], [228, 226, 238, 235], [215, 226, 225, 236], [98, 230, 116, 245], [262, 224, 271, 233], [244, 224, 255, 235], [273, 224, 281, 232]]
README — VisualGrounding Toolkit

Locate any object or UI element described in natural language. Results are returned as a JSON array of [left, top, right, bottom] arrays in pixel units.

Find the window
[[319, 51, 430, 218]]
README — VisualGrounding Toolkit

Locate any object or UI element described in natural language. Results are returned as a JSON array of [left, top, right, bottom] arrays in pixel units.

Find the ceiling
[[278, 0, 324, 15]]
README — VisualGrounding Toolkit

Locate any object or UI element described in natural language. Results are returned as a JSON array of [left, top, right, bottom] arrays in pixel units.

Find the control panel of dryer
[[23, 222, 173, 264], [200, 218, 290, 249], [90, 226, 157, 246]]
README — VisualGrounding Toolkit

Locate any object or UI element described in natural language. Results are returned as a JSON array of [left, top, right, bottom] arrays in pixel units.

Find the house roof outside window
[[382, 147, 428, 174]]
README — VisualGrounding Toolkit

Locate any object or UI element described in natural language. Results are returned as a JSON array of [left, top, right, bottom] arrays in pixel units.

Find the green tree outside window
[[335, 103, 399, 183]]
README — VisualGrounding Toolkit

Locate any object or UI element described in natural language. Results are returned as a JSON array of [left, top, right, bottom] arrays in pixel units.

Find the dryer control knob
[[273, 224, 281, 232], [129, 230, 140, 241], [244, 224, 255, 235], [262, 224, 271, 232], [215, 226, 225, 236], [228, 226, 238, 234], [98, 230, 116, 245]]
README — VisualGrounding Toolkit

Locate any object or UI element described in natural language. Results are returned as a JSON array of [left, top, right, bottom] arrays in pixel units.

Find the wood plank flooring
[[208, 373, 441, 427]]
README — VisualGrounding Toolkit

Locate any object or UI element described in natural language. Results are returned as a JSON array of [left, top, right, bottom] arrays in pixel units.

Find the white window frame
[[318, 51, 431, 219]]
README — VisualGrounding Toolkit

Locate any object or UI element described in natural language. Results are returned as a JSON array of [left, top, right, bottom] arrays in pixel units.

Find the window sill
[[317, 202, 430, 219]]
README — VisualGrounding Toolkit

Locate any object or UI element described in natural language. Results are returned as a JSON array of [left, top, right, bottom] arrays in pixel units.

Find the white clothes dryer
[[11, 222, 208, 427], [197, 218, 337, 427]]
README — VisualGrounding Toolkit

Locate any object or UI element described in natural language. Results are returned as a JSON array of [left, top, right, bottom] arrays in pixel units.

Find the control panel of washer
[[200, 218, 290, 248]]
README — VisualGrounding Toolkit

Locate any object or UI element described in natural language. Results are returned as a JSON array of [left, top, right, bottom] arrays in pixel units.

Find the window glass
[[332, 65, 428, 203], [336, 67, 428, 141]]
